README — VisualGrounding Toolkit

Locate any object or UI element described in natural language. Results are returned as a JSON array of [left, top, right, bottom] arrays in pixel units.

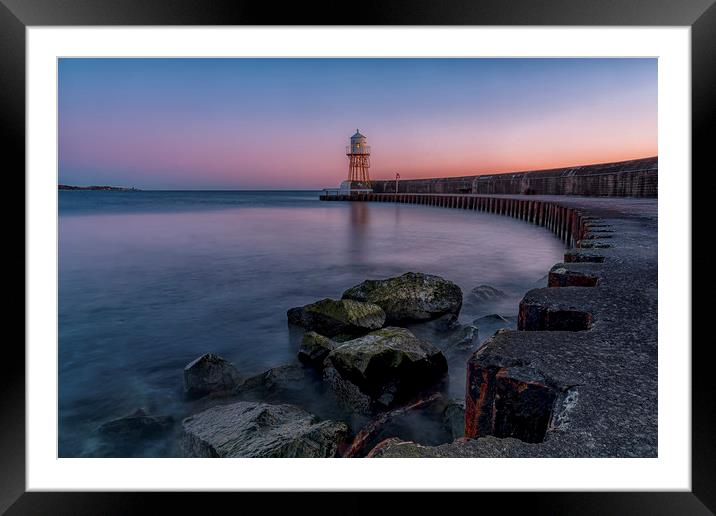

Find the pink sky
[[59, 58, 657, 189]]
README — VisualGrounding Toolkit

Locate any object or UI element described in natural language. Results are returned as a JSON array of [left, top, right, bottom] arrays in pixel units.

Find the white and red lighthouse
[[345, 129, 371, 187]]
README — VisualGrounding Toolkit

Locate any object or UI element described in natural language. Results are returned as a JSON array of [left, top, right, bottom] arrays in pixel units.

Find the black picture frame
[[3, 0, 712, 513]]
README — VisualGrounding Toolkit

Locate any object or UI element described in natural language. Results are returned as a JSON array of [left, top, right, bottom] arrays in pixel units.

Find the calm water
[[59, 190, 564, 457]]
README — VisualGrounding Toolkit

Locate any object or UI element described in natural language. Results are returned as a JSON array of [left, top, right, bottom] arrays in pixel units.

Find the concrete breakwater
[[321, 192, 657, 457], [367, 156, 657, 197]]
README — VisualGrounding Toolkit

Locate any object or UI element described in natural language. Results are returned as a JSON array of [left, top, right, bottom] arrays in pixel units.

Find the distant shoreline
[[58, 187, 328, 192], [59, 185, 141, 192]]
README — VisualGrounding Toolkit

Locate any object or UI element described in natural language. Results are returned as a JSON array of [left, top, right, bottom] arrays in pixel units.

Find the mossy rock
[[342, 272, 462, 323], [287, 298, 386, 337], [325, 326, 448, 409], [298, 331, 337, 367]]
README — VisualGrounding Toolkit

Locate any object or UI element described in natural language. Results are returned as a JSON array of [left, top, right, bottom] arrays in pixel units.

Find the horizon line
[[59, 154, 658, 191]]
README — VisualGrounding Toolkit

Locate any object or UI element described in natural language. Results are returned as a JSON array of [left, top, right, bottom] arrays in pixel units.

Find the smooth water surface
[[59, 190, 564, 457]]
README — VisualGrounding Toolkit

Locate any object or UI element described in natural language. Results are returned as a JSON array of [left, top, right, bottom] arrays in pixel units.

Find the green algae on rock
[[342, 272, 462, 323], [287, 298, 386, 337], [298, 331, 337, 367]]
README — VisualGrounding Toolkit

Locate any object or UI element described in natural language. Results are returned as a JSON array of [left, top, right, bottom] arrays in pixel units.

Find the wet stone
[[287, 298, 386, 337], [342, 272, 462, 323], [97, 408, 173, 440], [298, 331, 337, 367], [468, 285, 507, 304], [184, 353, 242, 398], [181, 401, 348, 458], [442, 398, 466, 440], [324, 327, 448, 411]]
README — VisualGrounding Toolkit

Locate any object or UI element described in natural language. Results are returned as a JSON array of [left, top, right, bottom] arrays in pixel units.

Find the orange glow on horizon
[[370, 150, 658, 181]]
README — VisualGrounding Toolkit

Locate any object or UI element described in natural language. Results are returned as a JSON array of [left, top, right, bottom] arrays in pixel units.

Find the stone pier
[[368, 156, 657, 197], [321, 192, 658, 458]]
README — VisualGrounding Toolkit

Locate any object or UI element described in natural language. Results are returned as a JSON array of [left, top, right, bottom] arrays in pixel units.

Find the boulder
[[298, 331, 337, 367], [473, 314, 516, 345], [287, 298, 386, 337], [325, 327, 448, 410], [181, 401, 348, 458], [183, 353, 242, 398], [323, 365, 373, 415], [442, 399, 466, 440], [342, 272, 462, 323], [468, 285, 507, 304], [474, 314, 511, 326], [443, 324, 478, 354], [97, 408, 173, 439], [433, 313, 460, 332], [236, 363, 315, 400]]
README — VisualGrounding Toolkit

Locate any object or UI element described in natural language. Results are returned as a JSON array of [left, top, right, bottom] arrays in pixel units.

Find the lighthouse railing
[[346, 145, 371, 155]]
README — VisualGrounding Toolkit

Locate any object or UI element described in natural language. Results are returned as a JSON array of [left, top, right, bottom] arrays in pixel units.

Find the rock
[[342, 272, 462, 323], [236, 363, 315, 400], [235, 363, 334, 421], [181, 401, 348, 458], [472, 314, 516, 345], [474, 314, 510, 326], [323, 365, 373, 415], [443, 324, 478, 354], [468, 285, 507, 304], [183, 353, 242, 398], [367, 437, 423, 457], [287, 298, 386, 337], [433, 313, 460, 332], [325, 327, 448, 410], [298, 331, 336, 367], [366, 435, 535, 458], [97, 408, 173, 439], [442, 399, 465, 440]]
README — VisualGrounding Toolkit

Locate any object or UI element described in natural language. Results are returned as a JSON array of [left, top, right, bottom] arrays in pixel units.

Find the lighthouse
[[321, 129, 374, 198], [345, 129, 371, 188]]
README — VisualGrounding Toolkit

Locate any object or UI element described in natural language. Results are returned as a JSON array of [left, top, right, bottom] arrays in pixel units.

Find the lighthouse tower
[[346, 129, 371, 188]]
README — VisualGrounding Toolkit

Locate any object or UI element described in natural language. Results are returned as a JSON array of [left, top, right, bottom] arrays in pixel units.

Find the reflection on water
[[59, 190, 564, 457], [348, 202, 369, 259]]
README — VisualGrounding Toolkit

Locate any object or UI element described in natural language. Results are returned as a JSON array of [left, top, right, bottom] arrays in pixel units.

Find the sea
[[58, 190, 565, 457]]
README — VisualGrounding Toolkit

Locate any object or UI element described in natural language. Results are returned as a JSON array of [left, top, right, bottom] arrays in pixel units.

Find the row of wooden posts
[[319, 193, 588, 248]]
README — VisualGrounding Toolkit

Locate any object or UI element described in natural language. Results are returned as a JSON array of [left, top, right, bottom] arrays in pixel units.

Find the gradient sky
[[59, 58, 657, 189]]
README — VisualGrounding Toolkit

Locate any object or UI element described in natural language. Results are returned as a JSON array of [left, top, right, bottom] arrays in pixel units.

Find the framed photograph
[[5, 0, 712, 512]]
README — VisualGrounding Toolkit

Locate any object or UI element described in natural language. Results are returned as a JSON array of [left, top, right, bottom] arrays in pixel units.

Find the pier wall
[[320, 191, 658, 458], [368, 156, 657, 197], [320, 193, 590, 248]]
